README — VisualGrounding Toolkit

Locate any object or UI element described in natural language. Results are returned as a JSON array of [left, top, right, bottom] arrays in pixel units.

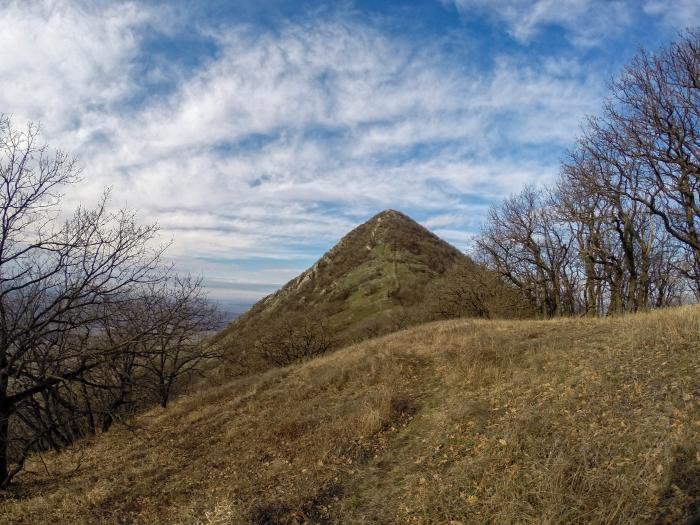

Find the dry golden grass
[[1, 306, 698, 524]]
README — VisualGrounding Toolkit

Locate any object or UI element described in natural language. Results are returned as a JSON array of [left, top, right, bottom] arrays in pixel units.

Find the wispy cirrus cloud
[[443, 0, 632, 45], [0, 1, 161, 136], [643, 0, 700, 29], [444, 0, 700, 46], [0, 0, 688, 305]]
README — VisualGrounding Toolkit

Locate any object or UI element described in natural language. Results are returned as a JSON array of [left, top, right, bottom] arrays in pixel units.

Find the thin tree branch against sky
[[0, 0, 697, 309]]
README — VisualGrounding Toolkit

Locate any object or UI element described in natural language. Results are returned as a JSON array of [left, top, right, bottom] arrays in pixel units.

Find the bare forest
[[475, 31, 700, 316], [0, 117, 222, 486]]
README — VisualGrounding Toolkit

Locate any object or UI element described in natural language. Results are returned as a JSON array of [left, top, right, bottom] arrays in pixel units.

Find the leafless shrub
[[256, 318, 334, 366]]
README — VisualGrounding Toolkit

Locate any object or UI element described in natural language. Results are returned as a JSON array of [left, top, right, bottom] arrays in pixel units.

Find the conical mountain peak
[[219, 211, 466, 343], [217, 211, 526, 364], [368, 209, 408, 221], [338, 209, 452, 256], [364, 209, 419, 229]]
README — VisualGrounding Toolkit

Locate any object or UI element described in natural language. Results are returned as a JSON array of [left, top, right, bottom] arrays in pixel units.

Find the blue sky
[[1, 0, 698, 309]]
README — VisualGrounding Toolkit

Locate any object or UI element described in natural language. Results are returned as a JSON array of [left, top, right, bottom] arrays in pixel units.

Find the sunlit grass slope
[[1, 306, 698, 524]]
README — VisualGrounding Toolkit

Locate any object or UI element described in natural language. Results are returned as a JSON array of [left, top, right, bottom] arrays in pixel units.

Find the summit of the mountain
[[215, 210, 528, 368]]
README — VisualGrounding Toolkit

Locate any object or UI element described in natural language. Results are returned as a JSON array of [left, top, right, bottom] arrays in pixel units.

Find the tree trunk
[[80, 382, 96, 435], [0, 350, 9, 487], [694, 250, 700, 301], [638, 245, 651, 310], [101, 397, 124, 433], [158, 377, 170, 409], [101, 412, 114, 433], [0, 405, 10, 487], [608, 268, 624, 315], [101, 390, 128, 433], [551, 271, 562, 316], [584, 259, 598, 316]]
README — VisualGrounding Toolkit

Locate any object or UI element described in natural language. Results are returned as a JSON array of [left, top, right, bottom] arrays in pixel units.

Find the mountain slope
[[216, 209, 529, 368], [1, 306, 698, 524]]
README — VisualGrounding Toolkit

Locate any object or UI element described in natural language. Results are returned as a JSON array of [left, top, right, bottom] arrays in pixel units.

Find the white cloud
[[0, 2, 607, 302], [643, 0, 700, 30], [0, 0, 158, 135], [445, 0, 700, 46], [445, 0, 632, 45]]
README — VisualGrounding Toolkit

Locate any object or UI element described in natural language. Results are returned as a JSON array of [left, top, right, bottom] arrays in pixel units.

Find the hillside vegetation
[[1, 306, 698, 524], [216, 210, 530, 370]]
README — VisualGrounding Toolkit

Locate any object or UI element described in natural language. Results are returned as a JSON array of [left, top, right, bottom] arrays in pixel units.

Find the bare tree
[[602, 30, 700, 294], [435, 269, 494, 319], [433, 264, 531, 320], [0, 117, 164, 486], [475, 186, 577, 316], [558, 138, 670, 314], [474, 32, 700, 316], [138, 275, 223, 408]]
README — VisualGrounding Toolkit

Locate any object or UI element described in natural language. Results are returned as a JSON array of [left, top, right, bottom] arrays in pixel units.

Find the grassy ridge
[[1, 306, 698, 524]]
